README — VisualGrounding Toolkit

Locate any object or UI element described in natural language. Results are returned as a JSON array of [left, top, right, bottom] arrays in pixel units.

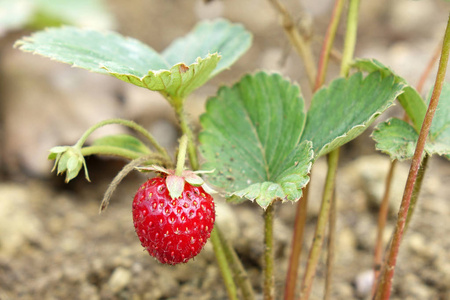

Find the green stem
[[210, 228, 239, 300], [174, 104, 199, 170], [404, 154, 429, 231], [375, 13, 450, 300], [175, 135, 188, 176], [299, 148, 340, 300], [171, 97, 241, 299], [284, 2, 345, 298], [264, 203, 275, 300], [74, 118, 171, 162], [340, 0, 360, 78], [324, 191, 336, 300], [217, 227, 256, 300], [267, 0, 317, 87]]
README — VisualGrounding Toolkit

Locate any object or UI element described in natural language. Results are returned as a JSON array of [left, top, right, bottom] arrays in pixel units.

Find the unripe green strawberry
[[132, 175, 215, 265]]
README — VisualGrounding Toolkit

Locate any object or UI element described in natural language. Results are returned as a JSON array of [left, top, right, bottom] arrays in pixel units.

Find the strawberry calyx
[[136, 165, 215, 199]]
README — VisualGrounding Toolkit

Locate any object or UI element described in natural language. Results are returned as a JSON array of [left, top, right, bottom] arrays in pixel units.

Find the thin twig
[[267, 0, 317, 87], [324, 190, 336, 300], [375, 13, 450, 300]]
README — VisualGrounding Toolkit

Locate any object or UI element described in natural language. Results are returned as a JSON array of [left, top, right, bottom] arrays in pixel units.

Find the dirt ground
[[0, 0, 449, 299]]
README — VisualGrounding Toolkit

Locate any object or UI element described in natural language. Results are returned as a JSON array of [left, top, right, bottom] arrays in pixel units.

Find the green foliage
[[15, 19, 252, 101], [199, 72, 313, 209], [353, 58, 427, 132], [300, 71, 405, 158]]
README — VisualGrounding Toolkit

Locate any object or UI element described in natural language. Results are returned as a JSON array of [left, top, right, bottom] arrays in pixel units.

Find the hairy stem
[[299, 149, 339, 300], [324, 191, 336, 300], [375, 13, 450, 300], [404, 154, 429, 232], [267, 0, 317, 87], [217, 227, 256, 300], [210, 228, 239, 300], [74, 118, 170, 162], [264, 203, 276, 300]]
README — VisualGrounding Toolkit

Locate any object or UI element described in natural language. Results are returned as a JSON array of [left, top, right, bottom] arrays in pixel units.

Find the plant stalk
[[175, 135, 188, 176], [74, 118, 170, 161], [217, 227, 256, 300], [210, 227, 239, 300], [174, 104, 199, 171], [299, 148, 340, 300], [267, 0, 317, 87], [284, 1, 345, 297], [371, 159, 397, 295], [324, 191, 336, 300], [284, 186, 309, 300], [264, 203, 276, 300], [375, 13, 450, 300], [314, 0, 346, 90]]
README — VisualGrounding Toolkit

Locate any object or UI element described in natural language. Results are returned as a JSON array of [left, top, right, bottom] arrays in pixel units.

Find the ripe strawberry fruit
[[132, 175, 215, 265]]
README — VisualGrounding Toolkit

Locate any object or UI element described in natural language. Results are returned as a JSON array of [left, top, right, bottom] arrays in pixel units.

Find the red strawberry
[[132, 172, 215, 265]]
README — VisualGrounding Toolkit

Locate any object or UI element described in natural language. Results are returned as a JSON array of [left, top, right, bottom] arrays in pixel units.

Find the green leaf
[[372, 83, 450, 161], [92, 134, 151, 155], [162, 19, 252, 77], [300, 71, 405, 158], [14, 19, 251, 100], [353, 58, 427, 132], [199, 72, 313, 209], [372, 118, 420, 161], [427, 82, 450, 158]]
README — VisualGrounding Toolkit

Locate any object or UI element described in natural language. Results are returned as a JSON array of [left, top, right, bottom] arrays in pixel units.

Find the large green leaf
[[353, 58, 427, 132], [300, 71, 405, 158], [199, 72, 313, 209], [14, 19, 252, 100]]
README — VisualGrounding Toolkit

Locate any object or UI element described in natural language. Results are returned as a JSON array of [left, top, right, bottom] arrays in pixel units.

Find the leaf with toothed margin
[[353, 58, 426, 133], [14, 19, 252, 101], [199, 71, 313, 209], [300, 71, 405, 158]]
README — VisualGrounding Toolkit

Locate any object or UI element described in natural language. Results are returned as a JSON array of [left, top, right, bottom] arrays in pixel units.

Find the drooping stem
[[174, 104, 199, 170], [74, 118, 171, 162], [264, 203, 276, 300], [217, 226, 256, 300], [324, 191, 336, 300], [267, 0, 317, 87], [299, 148, 340, 300], [175, 135, 188, 176], [371, 159, 397, 295], [375, 13, 450, 300], [284, 186, 309, 300], [210, 227, 239, 300]]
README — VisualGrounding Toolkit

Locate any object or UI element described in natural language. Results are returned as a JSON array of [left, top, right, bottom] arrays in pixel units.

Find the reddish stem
[[375, 13, 450, 300]]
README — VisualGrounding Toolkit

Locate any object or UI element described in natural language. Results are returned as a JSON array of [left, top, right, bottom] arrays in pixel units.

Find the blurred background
[[0, 0, 449, 299]]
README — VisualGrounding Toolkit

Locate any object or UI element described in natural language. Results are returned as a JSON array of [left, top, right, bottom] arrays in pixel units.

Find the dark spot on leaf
[[179, 64, 189, 73]]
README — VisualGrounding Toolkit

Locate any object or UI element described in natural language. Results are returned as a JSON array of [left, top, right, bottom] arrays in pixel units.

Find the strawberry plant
[[14, 1, 450, 299]]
